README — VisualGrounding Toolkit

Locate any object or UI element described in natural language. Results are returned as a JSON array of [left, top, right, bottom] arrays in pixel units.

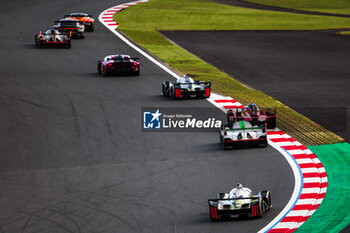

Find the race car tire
[[97, 63, 101, 74], [261, 191, 271, 210], [162, 82, 170, 97], [90, 24, 94, 32], [222, 140, 230, 150], [258, 197, 263, 217], [267, 116, 276, 129], [259, 138, 268, 148], [135, 68, 140, 76], [101, 67, 108, 77]]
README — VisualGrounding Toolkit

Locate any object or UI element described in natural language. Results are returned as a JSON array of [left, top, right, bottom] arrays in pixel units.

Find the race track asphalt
[[162, 30, 350, 142], [0, 0, 294, 232]]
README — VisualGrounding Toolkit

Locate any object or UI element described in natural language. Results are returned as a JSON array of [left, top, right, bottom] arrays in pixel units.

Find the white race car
[[208, 183, 271, 221], [219, 120, 267, 149]]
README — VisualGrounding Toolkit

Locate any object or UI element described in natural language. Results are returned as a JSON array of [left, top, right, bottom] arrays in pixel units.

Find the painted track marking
[[98, 2, 327, 232]]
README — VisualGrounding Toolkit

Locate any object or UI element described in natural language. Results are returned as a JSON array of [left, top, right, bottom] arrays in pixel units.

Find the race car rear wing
[[233, 107, 277, 114], [222, 126, 265, 131], [208, 197, 259, 206], [208, 197, 259, 202], [174, 81, 211, 88]]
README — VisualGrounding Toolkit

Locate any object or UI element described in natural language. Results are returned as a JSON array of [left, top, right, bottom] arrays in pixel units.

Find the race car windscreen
[[71, 13, 88, 17], [59, 21, 78, 28]]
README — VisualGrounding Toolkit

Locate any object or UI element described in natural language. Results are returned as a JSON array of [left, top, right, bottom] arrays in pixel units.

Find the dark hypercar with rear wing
[[162, 75, 211, 98]]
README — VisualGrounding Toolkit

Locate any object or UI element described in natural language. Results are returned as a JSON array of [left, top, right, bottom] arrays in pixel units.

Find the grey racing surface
[[0, 0, 293, 232], [162, 30, 350, 142]]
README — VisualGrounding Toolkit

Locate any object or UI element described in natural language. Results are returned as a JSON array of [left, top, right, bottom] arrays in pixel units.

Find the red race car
[[97, 54, 140, 76], [227, 102, 276, 129]]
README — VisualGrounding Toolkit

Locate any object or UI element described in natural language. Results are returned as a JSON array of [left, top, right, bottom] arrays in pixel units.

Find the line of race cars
[[34, 13, 95, 48], [160, 74, 275, 220], [94, 57, 274, 219], [34, 14, 275, 219], [159, 74, 275, 220]]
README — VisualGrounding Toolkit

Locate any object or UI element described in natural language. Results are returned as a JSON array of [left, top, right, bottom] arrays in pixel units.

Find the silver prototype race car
[[162, 74, 211, 98], [220, 120, 267, 149], [34, 29, 71, 48], [208, 183, 271, 221]]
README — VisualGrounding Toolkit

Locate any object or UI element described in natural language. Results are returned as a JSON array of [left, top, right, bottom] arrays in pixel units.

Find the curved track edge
[[98, 1, 327, 232]]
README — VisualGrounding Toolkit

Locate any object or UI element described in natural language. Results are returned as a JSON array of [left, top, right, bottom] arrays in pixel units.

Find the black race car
[[34, 29, 71, 48], [162, 74, 211, 98], [97, 54, 140, 76]]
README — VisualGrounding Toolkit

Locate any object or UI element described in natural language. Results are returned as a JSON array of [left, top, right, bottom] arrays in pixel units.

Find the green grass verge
[[117, 0, 350, 30], [244, 0, 350, 16], [296, 143, 350, 233], [337, 30, 350, 35], [115, 0, 347, 145]]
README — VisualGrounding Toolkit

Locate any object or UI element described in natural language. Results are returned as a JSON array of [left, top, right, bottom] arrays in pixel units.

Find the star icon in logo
[[150, 109, 162, 122]]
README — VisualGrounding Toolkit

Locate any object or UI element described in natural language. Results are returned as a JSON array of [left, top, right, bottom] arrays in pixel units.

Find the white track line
[[98, 2, 327, 232]]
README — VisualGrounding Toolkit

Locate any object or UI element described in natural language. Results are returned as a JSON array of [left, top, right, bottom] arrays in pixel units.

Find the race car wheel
[[162, 82, 170, 96], [261, 191, 271, 210], [135, 68, 140, 76], [222, 140, 230, 150], [259, 138, 268, 148], [267, 116, 276, 129], [258, 197, 263, 217], [97, 63, 101, 74], [101, 67, 108, 76]]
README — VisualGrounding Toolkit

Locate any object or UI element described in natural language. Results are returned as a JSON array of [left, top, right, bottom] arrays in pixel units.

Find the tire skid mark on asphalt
[[99, 1, 327, 232]]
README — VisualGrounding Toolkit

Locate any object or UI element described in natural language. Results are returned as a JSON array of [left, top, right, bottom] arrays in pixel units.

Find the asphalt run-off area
[[162, 30, 350, 142]]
